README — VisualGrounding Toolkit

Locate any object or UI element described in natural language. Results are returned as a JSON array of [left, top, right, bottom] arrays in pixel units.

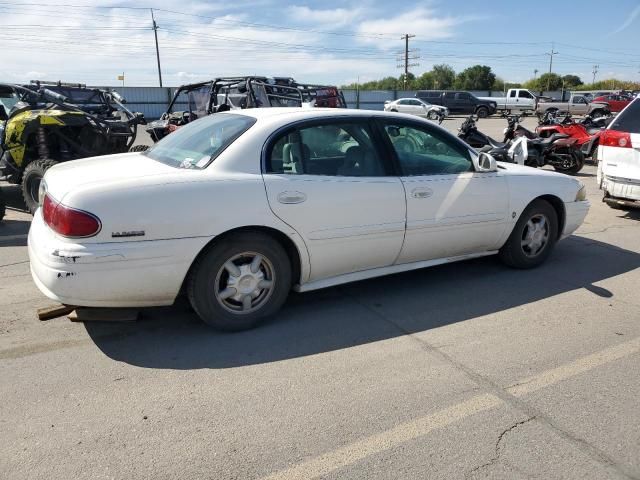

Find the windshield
[[145, 113, 256, 169]]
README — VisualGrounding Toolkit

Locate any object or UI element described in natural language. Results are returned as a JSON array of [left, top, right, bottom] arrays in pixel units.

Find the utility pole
[[545, 42, 559, 92], [534, 69, 538, 79], [151, 8, 163, 87], [592, 65, 599, 84], [397, 34, 419, 90]]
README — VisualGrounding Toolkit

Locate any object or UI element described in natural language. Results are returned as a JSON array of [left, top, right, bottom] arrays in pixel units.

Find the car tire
[[187, 232, 292, 331], [499, 199, 558, 269], [476, 106, 489, 118], [129, 144, 150, 152], [21, 159, 58, 214]]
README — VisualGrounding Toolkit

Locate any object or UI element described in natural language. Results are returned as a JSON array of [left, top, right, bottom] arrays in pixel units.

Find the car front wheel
[[187, 232, 292, 331], [499, 199, 558, 269]]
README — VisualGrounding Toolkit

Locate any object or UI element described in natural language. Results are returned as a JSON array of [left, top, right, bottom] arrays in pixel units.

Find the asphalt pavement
[[1, 116, 639, 480]]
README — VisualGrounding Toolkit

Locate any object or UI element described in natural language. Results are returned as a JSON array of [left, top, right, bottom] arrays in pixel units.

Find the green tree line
[[342, 64, 640, 92]]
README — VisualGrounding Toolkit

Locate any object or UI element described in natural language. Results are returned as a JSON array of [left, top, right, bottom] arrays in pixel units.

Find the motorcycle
[[457, 115, 511, 162], [535, 111, 607, 160], [504, 115, 584, 174], [458, 115, 584, 174]]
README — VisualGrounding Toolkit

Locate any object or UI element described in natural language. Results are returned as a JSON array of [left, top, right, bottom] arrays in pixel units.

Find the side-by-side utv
[[146, 76, 346, 142], [0, 81, 146, 214]]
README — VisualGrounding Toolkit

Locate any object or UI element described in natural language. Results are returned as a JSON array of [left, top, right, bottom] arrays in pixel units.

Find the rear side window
[[267, 121, 386, 177], [610, 99, 640, 134]]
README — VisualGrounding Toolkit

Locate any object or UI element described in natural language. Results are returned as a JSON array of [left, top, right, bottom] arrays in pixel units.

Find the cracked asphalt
[[1, 116, 639, 479]]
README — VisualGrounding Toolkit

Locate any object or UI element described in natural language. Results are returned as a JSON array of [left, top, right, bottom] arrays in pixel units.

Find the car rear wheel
[[21, 159, 58, 214], [187, 232, 292, 331], [499, 199, 558, 269], [475, 106, 490, 118]]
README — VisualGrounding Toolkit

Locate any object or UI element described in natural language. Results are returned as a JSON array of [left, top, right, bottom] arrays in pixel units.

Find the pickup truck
[[415, 90, 497, 117], [479, 88, 538, 113], [536, 94, 610, 117]]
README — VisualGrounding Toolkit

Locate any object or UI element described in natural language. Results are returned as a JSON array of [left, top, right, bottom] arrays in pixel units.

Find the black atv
[[146, 76, 346, 142], [0, 81, 146, 214]]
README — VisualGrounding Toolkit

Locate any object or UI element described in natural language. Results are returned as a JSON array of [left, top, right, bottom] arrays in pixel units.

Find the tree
[[455, 65, 496, 90], [561, 75, 582, 88], [492, 77, 522, 92], [523, 73, 563, 92], [430, 64, 456, 89]]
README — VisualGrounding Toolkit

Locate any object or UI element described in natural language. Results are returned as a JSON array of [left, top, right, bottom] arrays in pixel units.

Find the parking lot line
[[260, 336, 640, 480], [506, 336, 640, 397], [260, 393, 504, 480]]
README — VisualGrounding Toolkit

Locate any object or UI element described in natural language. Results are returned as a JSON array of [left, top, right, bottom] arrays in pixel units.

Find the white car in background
[[384, 98, 448, 121], [29, 108, 588, 331], [597, 98, 640, 210]]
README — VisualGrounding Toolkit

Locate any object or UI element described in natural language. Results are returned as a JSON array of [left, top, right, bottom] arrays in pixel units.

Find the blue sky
[[1, 0, 639, 87]]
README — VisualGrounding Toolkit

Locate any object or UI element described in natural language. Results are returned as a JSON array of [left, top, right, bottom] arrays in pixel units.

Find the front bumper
[[28, 211, 209, 307], [561, 200, 590, 239]]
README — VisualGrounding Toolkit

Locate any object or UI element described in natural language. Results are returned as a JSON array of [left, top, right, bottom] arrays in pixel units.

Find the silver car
[[384, 98, 448, 120]]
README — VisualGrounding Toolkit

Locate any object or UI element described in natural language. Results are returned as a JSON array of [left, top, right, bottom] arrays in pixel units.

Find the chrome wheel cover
[[520, 213, 550, 257], [214, 252, 275, 314]]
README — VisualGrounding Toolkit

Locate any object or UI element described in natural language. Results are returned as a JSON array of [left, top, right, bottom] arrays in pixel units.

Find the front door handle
[[411, 187, 433, 199], [277, 191, 307, 204]]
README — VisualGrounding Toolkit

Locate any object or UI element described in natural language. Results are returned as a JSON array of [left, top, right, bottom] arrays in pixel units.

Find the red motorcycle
[[535, 112, 606, 159]]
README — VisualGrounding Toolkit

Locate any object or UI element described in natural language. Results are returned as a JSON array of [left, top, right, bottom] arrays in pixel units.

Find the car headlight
[[575, 183, 587, 201]]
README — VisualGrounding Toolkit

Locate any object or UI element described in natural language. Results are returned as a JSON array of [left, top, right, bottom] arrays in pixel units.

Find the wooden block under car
[[68, 308, 140, 323], [37, 304, 77, 321]]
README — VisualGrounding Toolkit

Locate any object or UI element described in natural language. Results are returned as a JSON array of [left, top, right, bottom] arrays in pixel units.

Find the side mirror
[[477, 152, 497, 172]]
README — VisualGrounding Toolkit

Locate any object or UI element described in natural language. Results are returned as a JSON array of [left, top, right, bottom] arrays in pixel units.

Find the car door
[[396, 99, 412, 113], [517, 90, 535, 110], [262, 118, 406, 282], [443, 92, 457, 113], [376, 118, 510, 263], [455, 92, 474, 114], [571, 96, 588, 115]]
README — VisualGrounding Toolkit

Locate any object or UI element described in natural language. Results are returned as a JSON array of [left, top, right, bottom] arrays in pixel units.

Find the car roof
[[227, 107, 406, 121]]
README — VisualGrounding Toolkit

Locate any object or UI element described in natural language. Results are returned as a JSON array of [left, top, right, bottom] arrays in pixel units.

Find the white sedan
[[384, 98, 448, 120], [29, 109, 589, 331]]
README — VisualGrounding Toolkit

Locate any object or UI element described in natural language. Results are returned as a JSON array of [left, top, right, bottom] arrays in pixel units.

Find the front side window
[[146, 113, 256, 169], [267, 121, 386, 177], [456, 93, 471, 101], [573, 96, 586, 104], [519, 91, 533, 99], [381, 122, 473, 176]]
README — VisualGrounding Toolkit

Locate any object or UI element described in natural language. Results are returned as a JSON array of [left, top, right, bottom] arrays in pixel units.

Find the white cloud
[[288, 6, 363, 26], [355, 7, 467, 48]]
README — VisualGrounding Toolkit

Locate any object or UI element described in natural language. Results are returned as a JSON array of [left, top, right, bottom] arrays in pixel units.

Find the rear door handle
[[277, 191, 307, 204], [411, 187, 433, 199]]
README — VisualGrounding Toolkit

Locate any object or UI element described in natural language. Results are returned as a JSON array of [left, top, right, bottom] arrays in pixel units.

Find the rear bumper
[[28, 211, 209, 307], [601, 175, 640, 202], [562, 200, 590, 239]]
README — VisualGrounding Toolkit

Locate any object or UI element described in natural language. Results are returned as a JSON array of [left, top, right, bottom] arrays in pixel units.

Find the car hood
[[43, 152, 187, 202]]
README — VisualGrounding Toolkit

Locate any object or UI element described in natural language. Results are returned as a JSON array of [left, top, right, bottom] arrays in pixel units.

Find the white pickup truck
[[479, 89, 538, 114]]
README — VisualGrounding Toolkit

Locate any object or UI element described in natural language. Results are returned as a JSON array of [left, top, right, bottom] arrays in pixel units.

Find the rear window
[[610, 99, 640, 134], [146, 113, 256, 169]]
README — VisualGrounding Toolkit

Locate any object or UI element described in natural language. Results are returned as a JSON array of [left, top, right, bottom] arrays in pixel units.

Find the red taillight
[[601, 130, 632, 148], [42, 193, 101, 238]]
